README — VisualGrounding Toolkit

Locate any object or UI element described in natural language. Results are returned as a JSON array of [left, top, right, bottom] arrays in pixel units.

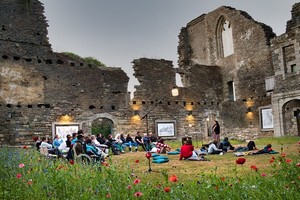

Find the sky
[[40, 0, 299, 97]]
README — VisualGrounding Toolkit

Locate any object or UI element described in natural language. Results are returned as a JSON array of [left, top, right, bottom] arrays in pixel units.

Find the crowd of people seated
[[34, 129, 174, 162]]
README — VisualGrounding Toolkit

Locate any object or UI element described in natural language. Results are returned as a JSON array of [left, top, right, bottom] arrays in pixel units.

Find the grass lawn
[[111, 136, 300, 182], [0, 136, 299, 199]]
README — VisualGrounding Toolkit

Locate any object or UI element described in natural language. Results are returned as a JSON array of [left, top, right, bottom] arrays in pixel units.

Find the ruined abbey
[[0, 0, 299, 145]]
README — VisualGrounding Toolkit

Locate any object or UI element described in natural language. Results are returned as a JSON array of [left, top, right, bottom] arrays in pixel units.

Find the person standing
[[212, 120, 221, 144]]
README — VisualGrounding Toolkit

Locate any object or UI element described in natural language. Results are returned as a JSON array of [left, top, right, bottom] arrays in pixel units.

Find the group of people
[[179, 119, 272, 160], [35, 130, 172, 161], [103, 131, 171, 154]]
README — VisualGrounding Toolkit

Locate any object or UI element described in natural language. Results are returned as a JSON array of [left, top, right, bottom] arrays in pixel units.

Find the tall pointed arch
[[216, 16, 234, 58]]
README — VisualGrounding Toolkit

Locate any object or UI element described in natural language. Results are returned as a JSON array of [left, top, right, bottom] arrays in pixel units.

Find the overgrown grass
[[0, 137, 299, 199]]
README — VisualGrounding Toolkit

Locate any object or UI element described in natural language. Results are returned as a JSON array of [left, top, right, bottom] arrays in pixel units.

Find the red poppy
[[135, 160, 139, 163], [221, 177, 226, 181], [22, 145, 28, 149], [134, 192, 143, 197], [296, 163, 300, 167], [169, 174, 178, 182], [164, 187, 171, 193], [69, 160, 74, 165], [133, 179, 141, 184], [145, 152, 152, 159], [285, 159, 292, 163], [281, 153, 286, 157], [236, 158, 246, 165], [250, 165, 258, 171], [106, 193, 111, 198], [16, 174, 22, 179], [270, 159, 274, 163], [261, 173, 267, 177], [102, 162, 109, 167], [127, 185, 132, 189]]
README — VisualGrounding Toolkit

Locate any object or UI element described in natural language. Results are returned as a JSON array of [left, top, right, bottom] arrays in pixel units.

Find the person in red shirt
[[179, 139, 198, 160]]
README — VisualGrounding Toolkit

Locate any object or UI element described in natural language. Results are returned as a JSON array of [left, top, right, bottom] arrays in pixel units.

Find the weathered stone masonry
[[0, 1, 129, 145], [1, 1, 299, 145]]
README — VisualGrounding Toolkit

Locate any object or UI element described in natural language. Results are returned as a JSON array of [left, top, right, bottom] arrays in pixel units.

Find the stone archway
[[282, 100, 300, 136], [81, 113, 118, 137], [272, 91, 300, 137]]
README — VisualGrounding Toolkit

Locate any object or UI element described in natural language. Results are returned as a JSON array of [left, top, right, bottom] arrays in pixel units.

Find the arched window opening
[[216, 17, 234, 58]]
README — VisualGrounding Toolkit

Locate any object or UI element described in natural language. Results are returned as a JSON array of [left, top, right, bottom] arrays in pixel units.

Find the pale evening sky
[[40, 0, 299, 97]]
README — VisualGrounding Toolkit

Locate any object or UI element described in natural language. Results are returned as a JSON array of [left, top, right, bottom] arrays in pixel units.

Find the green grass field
[[0, 136, 299, 199]]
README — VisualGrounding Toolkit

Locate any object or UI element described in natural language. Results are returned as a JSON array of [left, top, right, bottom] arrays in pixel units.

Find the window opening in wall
[[227, 81, 236, 101], [291, 64, 298, 73], [175, 73, 183, 87], [27, 105, 32, 108], [111, 105, 115, 110], [216, 17, 234, 58], [221, 20, 234, 57]]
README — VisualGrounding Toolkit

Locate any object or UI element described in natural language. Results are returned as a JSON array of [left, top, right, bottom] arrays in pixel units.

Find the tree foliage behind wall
[[62, 52, 106, 67]]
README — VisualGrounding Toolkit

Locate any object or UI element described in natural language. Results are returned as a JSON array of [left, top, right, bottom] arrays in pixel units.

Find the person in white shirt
[[208, 140, 223, 155], [40, 136, 61, 156]]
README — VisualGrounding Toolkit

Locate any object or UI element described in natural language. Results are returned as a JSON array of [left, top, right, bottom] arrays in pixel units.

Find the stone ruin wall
[[271, 2, 300, 137], [177, 6, 276, 139], [0, 0, 130, 145]]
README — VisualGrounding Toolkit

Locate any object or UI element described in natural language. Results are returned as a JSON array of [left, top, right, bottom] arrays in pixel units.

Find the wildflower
[[281, 153, 286, 157], [102, 161, 109, 167], [135, 160, 139, 163], [133, 179, 141, 184], [69, 160, 74, 165], [19, 163, 25, 168], [221, 177, 226, 181], [131, 173, 135, 176], [22, 146, 28, 149], [285, 159, 292, 163], [261, 173, 267, 177], [16, 174, 22, 179], [145, 152, 152, 159], [236, 157, 246, 165], [270, 159, 274, 163], [169, 174, 179, 182], [134, 192, 143, 197], [27, 179, 33, 185], [164, 187, 171, 193], [127, 185, 132, 190], [250, 165, 258, 171], [296, 163, 300, 167], [106, 193, 111, 198]]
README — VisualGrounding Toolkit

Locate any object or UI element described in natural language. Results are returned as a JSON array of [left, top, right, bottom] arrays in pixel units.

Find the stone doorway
[[282, 99, 300, 136], [296, 109, 300, 136], [91, 118, 114, 137]]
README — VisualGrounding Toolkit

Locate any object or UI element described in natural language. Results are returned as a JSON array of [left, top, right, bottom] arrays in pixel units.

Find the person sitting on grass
[[156, 137, 171, 153], [207, 140, 223, 155], [179, 139, 199, 160], [219, 137, 235, 152]]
